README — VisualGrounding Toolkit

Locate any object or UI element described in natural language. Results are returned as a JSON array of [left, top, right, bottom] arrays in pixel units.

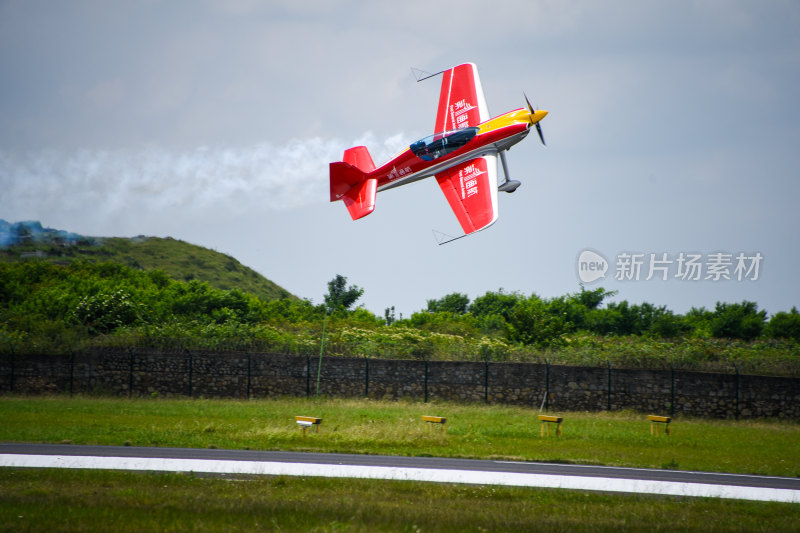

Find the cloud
[[0, 133, 410, 219]]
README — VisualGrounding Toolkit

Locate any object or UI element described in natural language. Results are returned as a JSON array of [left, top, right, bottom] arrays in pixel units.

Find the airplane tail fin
[[330, 146, 378, 221]]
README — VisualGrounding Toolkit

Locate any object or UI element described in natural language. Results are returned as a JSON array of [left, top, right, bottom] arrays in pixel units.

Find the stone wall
[[1, 350, 798, 419]]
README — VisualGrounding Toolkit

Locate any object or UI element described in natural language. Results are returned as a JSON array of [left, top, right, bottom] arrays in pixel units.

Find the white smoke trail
[[0, 133, 410, 217]]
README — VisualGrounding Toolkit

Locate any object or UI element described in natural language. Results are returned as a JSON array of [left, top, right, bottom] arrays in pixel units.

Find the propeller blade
[[524, 93, 534, 113], [536, 123, 546, 146], [524, 92, 546, 146]]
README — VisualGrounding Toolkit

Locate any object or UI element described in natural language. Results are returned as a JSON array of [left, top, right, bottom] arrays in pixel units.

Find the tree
[[426, 292, 470, 314], [469, 290, 521, 320], [469, 290, 523, 333], [649, 310, 693, 338], [586, 300, 681, 337], [683, 306, 713, 337], [505, 294, 569, 347], [530, 287, 617, 334], [384, 306, 396, 326], [323, 274, 364, 313], [710, 301, 766, 340], [576, 286, 616, 310], [765, 307, 800, 341]]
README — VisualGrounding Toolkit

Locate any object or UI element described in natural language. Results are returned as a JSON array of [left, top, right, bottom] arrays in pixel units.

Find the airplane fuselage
[[373, 107, 545, 193]]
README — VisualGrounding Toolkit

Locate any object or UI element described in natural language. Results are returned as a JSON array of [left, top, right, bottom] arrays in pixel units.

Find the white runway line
[[2, 454, 798, 503]]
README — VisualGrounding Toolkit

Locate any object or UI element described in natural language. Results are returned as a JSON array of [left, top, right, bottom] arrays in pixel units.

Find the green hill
[[0, 220, 293, 301]]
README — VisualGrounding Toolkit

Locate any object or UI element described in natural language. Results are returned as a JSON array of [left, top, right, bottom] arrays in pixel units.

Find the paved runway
[[2, 443, 799, 503]]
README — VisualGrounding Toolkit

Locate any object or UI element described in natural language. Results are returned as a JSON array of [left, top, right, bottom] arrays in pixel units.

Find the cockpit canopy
[[410, 127, 478, 161]]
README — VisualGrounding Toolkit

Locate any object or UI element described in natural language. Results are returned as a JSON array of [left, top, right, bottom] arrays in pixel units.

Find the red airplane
[[330, 63, 547, 241]]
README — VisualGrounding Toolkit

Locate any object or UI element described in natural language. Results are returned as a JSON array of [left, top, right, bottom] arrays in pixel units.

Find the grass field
[[1, 395, 799, 476], [2, 468, 799, 532], [1, 395, 799, 531]]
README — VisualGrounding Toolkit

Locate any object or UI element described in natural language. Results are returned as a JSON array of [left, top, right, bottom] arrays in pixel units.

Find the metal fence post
[[128, 348, 135, 398], [424, 359, 429, 403], [10, 346, 15, 393], [670, 367, 675, 416], [69, 350, 75, 397], [607, 360, 612, 411], [187, 349, 193, 398], [364, 356, 369, 398], [734, 364, 740, 420], [246, 352, 252, 400], [306, 355, 311, 398], [545, 359, 550, 411], [315, 311, 328, 404], [484, 356, 490, 404]]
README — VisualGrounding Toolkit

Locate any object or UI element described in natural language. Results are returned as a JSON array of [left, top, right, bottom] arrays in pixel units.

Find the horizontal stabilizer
[[343, 146, 376, 173]]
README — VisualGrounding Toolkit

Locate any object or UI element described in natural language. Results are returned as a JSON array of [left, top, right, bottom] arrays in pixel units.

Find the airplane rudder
[[330, 161, 363, 202]]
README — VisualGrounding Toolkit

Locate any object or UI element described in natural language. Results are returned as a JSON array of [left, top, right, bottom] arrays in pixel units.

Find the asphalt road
[[2, 442, 799, 502]]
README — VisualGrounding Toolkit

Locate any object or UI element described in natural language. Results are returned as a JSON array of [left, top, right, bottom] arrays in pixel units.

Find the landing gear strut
[[498, 151, 521, 193]]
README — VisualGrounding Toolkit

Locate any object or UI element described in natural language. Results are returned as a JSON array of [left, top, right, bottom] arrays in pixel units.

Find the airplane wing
[[435, 154, 499, 235], [434, 63, 490, 133]]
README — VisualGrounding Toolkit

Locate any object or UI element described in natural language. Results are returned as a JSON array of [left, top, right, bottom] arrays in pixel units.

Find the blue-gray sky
[[2, 1, 799, 317]]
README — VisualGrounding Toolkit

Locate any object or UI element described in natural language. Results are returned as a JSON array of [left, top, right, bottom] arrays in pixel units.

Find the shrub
[[765, 307, 800, 341], [710, 301, 766, 340], [71, 290, 144, 334]]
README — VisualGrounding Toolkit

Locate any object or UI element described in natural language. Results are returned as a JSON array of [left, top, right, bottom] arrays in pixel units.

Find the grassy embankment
[[0, 234, 292, 301]]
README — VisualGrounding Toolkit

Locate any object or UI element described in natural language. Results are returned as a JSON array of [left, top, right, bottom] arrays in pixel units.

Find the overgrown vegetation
[[1, 259, 799, 375], [1, 220, 799, 376]]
